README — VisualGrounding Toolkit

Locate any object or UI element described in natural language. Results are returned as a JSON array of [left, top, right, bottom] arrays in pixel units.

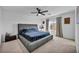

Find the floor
[[0, 36, 76, 53]]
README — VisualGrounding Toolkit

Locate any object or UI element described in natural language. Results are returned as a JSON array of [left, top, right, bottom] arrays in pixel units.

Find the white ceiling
[[2, 6, 76, 17]]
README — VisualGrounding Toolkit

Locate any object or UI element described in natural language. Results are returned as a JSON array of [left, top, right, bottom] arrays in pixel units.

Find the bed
[[18, 24, 53, 52]]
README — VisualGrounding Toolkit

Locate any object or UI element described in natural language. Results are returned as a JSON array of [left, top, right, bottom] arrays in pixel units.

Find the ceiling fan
[[31, 8, 48, 16]]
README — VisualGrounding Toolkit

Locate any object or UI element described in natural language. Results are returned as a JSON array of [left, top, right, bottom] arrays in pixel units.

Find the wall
[[2, 11, 43, 41], [76, 7, 79, 52], [61, 11, 75, 40], [0, 7, 2, 44], [48, 10, 75, 40], [2, 11, 27, 35], [2, 10, 75, 41]]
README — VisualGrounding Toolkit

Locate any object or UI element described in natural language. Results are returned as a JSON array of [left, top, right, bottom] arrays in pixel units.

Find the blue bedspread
[[19, 29, 50, 42]]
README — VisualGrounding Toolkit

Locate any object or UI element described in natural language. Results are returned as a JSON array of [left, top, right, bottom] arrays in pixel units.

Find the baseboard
[[63, 37, 75, 41], [56, 36, 75, 41]]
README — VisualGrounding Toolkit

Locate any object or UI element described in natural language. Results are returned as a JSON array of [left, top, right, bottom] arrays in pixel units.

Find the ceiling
[[2, 6, 76, 17]]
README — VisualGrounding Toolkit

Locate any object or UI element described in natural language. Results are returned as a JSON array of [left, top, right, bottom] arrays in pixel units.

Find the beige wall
[[1, 8, 75, 41], [48, 10, 75, 40], [1, 11, 43, 41]]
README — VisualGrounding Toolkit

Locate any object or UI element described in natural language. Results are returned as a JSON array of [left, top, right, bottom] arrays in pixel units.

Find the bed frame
[[18, 24, 53, 52]]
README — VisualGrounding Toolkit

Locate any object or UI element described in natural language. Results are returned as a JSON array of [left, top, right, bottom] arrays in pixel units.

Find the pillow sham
[[19, 29, 27, 34], [28, 28, 38, 31]]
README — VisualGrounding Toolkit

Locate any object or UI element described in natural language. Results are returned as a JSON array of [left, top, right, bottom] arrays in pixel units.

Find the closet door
[[56, 17, 63, 37]]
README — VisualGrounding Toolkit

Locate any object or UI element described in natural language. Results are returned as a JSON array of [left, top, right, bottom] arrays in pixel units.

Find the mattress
[[20, 30, 50, 42]]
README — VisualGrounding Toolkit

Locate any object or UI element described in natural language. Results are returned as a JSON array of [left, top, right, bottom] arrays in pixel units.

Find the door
[[56, 17, 63, 37]]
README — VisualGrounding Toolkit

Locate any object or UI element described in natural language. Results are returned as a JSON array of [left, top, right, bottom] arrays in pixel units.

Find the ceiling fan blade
[[41, 10, 48, 13], [41, 13, 45, 15], [31, 12, 37, 14]]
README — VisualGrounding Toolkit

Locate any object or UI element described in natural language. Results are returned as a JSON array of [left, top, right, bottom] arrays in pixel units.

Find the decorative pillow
[[27, 28, 38, 32], [19, 29, 27, 34]]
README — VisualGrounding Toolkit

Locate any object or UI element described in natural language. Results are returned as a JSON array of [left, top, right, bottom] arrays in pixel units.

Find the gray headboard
[[18, 24, 38, 34]]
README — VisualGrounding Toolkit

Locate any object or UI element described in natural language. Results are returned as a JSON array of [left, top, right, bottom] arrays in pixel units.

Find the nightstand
[[5, 35, 16, 42]]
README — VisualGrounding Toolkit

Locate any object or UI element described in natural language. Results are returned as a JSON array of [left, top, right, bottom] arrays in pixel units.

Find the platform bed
[[18, 24, 53, 52]]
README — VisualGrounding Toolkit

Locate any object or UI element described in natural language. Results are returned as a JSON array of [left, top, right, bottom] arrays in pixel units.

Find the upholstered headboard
[[18, 24, 38, 34]]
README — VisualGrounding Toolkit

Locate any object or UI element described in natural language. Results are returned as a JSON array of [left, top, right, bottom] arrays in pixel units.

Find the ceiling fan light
[[39, 14, 41, 15]]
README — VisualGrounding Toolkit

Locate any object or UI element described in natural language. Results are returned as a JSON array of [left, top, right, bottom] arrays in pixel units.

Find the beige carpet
[[0, 36, 76, 53]]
